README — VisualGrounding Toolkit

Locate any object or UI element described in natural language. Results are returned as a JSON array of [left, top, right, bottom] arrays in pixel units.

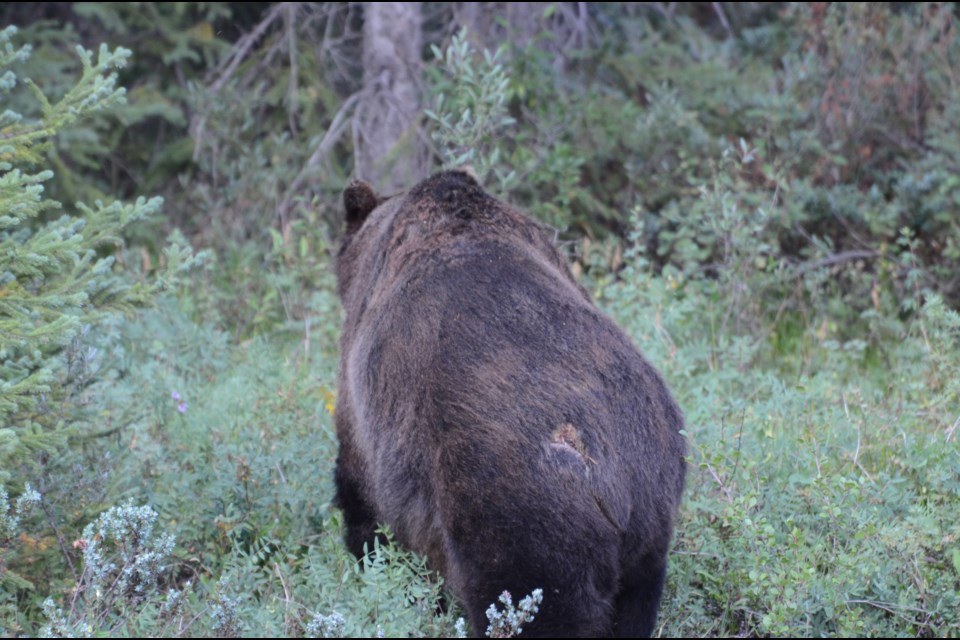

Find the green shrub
[[600, 209, 960, 637]]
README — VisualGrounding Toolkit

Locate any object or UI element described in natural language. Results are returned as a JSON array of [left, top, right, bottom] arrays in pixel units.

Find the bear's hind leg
[[333, 439, 381, 559], [611, 558, 667, 638]]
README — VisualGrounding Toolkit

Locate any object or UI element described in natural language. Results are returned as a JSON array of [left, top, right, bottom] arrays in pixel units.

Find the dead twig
[[39, 499, 78, 584], [209, 3, 286, 94], [712, 2, 734, 38], [790, 250, 880, 277], [275, 562, 295, 635], [191, 4, 286, 160], [286, 3, 300, 136], [946, 414, 959, 443], [845, 599, 931, 623], [276, 92, 361, 225]]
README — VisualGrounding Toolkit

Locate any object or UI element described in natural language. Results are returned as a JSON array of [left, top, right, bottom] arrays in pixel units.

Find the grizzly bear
[[333, 170, 686, 637]]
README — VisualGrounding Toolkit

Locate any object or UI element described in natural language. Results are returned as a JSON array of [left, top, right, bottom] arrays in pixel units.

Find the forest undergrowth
[[1, 3, 958, 637]]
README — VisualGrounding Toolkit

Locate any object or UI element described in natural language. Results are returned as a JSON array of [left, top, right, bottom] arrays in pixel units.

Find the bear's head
[[335, 168, 586, 330]]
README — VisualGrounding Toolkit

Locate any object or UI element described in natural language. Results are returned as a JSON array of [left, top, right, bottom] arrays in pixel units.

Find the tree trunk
[[353, 2, 429, 193]]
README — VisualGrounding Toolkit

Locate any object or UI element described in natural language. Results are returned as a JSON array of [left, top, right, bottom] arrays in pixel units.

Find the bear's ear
[[343, 179, 379, 232], [455, 164, 480, 184]]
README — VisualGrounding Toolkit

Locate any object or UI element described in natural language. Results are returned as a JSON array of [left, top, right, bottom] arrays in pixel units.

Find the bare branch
[[39, 499, 77, 584], [209, 3, 286, 94], [712, 2, 734, 38], [286, 3, 300, 136], [791, 250, 881, 277], [947, 414, 960, 443], [277, 92, 362, 221]]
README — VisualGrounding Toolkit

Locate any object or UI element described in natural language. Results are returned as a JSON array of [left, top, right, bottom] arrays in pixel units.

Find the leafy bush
[[598, 178, 960, 638], [425, 28, 516, 189], [38, 502, 177, 637], [23, 295, 461, 636]]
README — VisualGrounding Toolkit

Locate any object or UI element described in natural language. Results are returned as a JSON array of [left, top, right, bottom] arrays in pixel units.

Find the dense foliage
[[1, 3, 958, 637]]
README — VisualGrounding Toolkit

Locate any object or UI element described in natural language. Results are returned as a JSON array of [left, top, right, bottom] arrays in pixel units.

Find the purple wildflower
[[177, 402, 188, 414], [171, 390, 181, 402]]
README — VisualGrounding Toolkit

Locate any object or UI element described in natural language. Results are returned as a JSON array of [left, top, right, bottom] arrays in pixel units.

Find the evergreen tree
[[0, 25, 193, 598]]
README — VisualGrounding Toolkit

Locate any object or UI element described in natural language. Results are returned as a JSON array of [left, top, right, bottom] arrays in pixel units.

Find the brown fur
[[333, 170, 686, 637]]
